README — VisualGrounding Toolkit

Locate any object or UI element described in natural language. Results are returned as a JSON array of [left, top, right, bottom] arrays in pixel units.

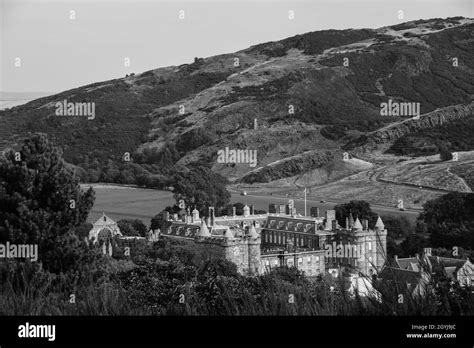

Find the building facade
[[160, 203, 388, 277]]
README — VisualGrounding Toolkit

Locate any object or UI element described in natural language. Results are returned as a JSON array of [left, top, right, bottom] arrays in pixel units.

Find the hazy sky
[[0, 0, 472, 93]]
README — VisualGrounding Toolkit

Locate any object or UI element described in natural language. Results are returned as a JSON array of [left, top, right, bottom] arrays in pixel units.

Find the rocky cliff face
[[346, 102, 474, 154], [239, 150, 335, 184]]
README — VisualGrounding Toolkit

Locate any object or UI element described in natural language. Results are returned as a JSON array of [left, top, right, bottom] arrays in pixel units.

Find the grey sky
[[0, 0, 472, 93]]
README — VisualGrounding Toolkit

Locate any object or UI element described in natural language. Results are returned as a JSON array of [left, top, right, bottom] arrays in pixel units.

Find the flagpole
[[304, 187, 307, 217]]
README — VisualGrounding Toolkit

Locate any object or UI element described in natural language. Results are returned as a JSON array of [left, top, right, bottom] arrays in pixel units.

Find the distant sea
[[0, 91, 54, 110]]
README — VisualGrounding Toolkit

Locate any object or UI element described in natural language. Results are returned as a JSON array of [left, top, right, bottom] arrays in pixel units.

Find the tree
[[72, 222, 93, 240], [381, 215, 413, 240], [116, 170, 135, 184], [117, 219, 148, 237], [399, 234, 428, 257], [439, 145, 453, 161], [172, 166, 230, 216], [197, 259, 239, 283], [334, 200, 378, 228], [387, 239, 403, 258], [118, 220, 139, 237], [131, 219, 148, 237], [420, 192, 474, 250], [0, 133, 95, 271]]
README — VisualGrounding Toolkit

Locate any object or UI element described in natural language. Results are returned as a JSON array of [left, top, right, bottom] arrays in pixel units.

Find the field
[[85, 183, 420, 226], [83, 184, 174, 224]]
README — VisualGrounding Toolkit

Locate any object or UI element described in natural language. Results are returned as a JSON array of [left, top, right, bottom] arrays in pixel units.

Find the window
[[368, 242, 372, 251], [265, 260, 270, 266], [306, 257, 312, 264], [273, 260, 278, 266], [315, 256, 320, 262], [298, 258, 303, 266]]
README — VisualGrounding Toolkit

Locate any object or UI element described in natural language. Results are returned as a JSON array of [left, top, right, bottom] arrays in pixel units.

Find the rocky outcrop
[[239, 150, 335, 183], [346, 102, 474, 153]]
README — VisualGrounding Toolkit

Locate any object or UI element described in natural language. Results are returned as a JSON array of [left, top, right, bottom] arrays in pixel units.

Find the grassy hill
[[1, 17, 473, 190]]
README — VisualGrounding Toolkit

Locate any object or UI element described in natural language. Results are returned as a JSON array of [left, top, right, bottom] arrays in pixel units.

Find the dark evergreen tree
[[439, 145, 453, 161], [334, 200, 378, 227], [172, 166, 230, 215], [420, 192, 474, 250], [0, 133, 95, 270]]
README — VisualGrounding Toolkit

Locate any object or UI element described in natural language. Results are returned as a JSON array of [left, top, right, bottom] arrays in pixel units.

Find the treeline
[[333, 198, 474, 260]]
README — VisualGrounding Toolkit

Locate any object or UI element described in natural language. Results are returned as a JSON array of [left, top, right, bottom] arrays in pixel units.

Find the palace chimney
[[192, 208, 200, 223], [279, 205, 286, 214], [209, 207, 215, 226], [362, 219, 368, 231]]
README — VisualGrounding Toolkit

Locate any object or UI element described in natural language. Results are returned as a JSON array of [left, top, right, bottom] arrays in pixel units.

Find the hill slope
[[1, 17, 473, 195]]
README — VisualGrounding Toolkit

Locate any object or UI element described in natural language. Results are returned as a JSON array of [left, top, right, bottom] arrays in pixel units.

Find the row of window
[[267, 220, 313, 232], [263, 230, 317, 248], [263, 256, 321, 267]]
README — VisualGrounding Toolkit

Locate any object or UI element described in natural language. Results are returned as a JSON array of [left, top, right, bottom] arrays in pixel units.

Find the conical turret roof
[[353, 217, 363, 230], [248, 224, 258, 238], [198, 219, 210, 237], [375, 216, 385, 230], [224, 227, 234, 239]]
